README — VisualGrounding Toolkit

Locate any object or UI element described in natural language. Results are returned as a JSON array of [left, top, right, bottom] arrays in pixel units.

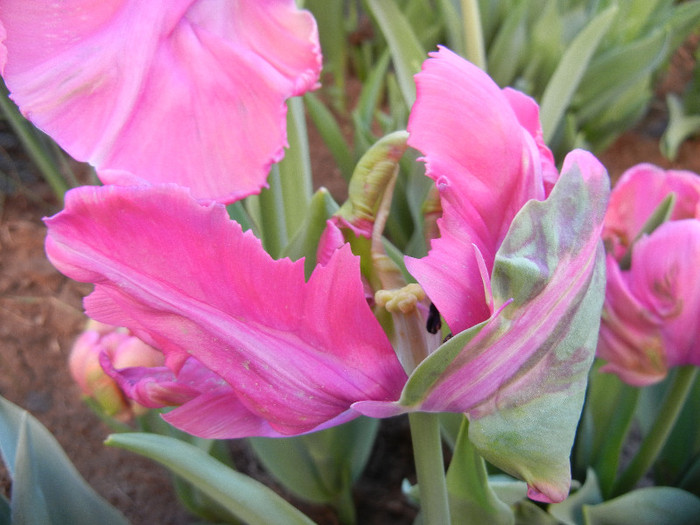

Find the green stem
[[257, 165, 288, 258], [612, 366, 699, 496], [0, 84, 69, 203], [409, 412, 451, 524], [461, 0, 487, 70], [279, 97, 313, 238], [332, 479, 357, 525]]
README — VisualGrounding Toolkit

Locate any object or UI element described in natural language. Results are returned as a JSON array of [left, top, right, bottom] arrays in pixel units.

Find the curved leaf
[[0, 396, 127, 525], [107, 432, 314, 525]]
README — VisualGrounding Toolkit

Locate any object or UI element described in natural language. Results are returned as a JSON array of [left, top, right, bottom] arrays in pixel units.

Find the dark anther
[[426, 302, 442, 334]]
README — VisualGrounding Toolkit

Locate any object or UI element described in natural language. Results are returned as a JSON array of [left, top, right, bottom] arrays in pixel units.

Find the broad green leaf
[[365, 0, 426, 107], [583, 487, 700, 525], [512, 499, 559, 524], [549, 469, 603, 525], [250, 417, 378, 509], [540, 4, 617, 143], [489, 476, 528, 506], [577, 362, 639, 497], [107, 432, 314, 525], [446, 418, 514, 524], [0, 396, 128, 525]]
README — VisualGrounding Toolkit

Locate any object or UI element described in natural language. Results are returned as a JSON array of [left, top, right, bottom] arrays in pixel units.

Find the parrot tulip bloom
[[349, 47, 610, 503], [598, 164, 700, 386], [45, 183, 407, 439], [0, 0, 321, 203], [44, 47, 609, 503]]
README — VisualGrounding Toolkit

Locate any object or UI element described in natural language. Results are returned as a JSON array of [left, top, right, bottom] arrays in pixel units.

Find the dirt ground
[[1, 44, 700, 524]]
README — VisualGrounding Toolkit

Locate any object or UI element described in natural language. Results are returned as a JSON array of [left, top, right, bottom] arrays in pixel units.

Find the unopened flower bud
[[69, 320, 164, 421]]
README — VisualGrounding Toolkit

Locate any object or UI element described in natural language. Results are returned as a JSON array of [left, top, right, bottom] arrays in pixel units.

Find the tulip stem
[[461, 0, 486, 70], [409, 412, 451, 524], [612, 366, 698, 497]]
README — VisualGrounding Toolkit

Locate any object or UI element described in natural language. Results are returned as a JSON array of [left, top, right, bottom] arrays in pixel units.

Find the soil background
[[1, 42, 699, 524]]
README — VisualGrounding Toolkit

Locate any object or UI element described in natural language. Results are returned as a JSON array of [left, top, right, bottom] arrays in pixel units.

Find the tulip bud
[[69, 320, 164, 420]]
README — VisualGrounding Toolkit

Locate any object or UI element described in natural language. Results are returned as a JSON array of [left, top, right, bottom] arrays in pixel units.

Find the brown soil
[[1, 44, 699, 524]]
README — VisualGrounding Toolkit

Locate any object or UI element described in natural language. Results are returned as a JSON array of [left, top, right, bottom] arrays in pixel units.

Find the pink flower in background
[[598, 164, 700, 386], [0, 0, 321, 203], [69, 320, 164, 421]]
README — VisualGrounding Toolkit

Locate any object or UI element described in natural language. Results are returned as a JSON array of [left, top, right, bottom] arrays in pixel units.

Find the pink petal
[[405, 46, 550, 333], [629, 221, 700, 362], [502, 88, 559, 194], [597, 256, 668, 386], [0, 0, 321, 203], [45, 184, 406, 437], [603, 164, 700, 260], [599, 220, 700, 385], [357, 150, 610, 503]]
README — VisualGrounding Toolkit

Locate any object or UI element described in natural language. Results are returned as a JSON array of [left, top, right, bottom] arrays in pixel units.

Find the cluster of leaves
[[307, 0, 700, 160]]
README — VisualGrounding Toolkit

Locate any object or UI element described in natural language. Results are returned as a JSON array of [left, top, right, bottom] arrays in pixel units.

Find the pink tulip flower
[[0, 0, 321, 203], [44, 47, 609, 502], [598, 164, 700, 386], [46, 183, 408, 439]]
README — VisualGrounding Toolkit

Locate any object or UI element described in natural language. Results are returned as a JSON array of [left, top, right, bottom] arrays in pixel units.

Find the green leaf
[[577, 362, 639, 498], [365, 0, 426, 107], [549, 469, 603, 525], [305, 0, 348, 110], [304, 92, 354, 181], [583, 487, 700, 525], [540, 4, 617, 143], [353, 50, 391, 134], [0, 494, 10, 525], [574, 29, 668, 124], [437, 0, 464, 56], [665, 0, 700, 54], [446, 418, 514, 524], [107, 432, 315, 525], [0, 396, 128, 525], [278, 96, 313, 239], [661, 94, 700, 161], [485, 1, 528, 87], [656, 373, 700, 489], [250, 417, 378, 517], [282, 187, 339, 278]]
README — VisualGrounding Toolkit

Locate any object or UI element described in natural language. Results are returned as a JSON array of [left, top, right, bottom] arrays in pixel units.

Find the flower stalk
[[409, 412, 451, 524]]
